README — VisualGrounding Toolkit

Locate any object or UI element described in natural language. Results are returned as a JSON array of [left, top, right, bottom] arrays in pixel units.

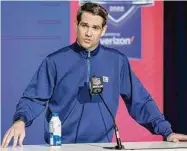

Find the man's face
[[76, 11, 107, 50]]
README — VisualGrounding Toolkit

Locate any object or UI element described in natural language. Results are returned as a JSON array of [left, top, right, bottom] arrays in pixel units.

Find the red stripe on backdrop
[[70, 1, 79, 43], [114, 1, 163, 142], [70, 1, 163, 142]]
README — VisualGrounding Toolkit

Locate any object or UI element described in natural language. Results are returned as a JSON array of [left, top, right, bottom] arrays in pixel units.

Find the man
[[2, 2, 187, 148]]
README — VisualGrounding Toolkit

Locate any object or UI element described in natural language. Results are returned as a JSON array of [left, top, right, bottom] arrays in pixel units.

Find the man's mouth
[[84, 39, 91, 43]]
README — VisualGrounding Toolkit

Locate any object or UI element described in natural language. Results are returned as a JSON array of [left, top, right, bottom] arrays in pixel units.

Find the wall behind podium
[[1, 1, 70, 144]]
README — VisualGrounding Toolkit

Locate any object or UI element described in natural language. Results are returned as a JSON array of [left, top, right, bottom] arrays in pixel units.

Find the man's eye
[[93, 27, 100, 30], [81, 24, 87, 27]]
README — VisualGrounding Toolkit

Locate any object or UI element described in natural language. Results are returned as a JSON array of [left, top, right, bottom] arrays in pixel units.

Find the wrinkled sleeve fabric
[[120, 55, 173, 139], [13, 57, 56, 127]]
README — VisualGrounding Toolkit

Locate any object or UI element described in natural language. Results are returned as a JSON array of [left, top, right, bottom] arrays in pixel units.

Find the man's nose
[[85, 28, 92, 37]]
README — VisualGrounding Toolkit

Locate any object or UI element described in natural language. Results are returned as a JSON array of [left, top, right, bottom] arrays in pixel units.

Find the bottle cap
[[52, 113, 58, 117]]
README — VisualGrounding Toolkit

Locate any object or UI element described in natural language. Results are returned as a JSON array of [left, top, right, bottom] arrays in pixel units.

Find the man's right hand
[[1, 120, 25, 148]]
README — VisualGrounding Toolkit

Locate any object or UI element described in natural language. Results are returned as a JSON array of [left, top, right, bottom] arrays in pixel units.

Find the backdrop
[[1, 1, 163, 144]]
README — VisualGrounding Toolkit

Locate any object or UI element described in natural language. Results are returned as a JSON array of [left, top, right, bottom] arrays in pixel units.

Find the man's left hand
[[167, 133, 187, 143]]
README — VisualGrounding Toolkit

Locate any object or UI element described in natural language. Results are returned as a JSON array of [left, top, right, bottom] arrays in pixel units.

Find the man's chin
[[81, 44, 92, 50]]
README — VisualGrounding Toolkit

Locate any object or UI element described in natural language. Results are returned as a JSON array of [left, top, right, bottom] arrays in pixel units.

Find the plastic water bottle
[[49, 113, 62, 146]]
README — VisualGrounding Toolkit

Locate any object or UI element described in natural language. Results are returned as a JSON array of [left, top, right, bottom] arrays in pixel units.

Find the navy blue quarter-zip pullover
[[13, 42, 173, 143]]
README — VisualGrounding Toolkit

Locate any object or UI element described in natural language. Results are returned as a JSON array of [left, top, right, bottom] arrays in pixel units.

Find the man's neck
[[76, 41, 98, 52]]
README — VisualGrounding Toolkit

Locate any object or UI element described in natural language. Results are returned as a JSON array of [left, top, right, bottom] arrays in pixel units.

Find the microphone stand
[[99, 94, 125, 150]]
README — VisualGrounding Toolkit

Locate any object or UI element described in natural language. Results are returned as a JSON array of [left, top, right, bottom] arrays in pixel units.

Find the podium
[[1, 141, 187, 151]]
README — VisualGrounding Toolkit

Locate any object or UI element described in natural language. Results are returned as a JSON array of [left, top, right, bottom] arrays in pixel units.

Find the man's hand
[[167, 133, 187, 143], [1, 120, 25, 148]]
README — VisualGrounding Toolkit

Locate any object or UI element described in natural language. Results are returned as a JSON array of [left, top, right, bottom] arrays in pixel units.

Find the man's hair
[[77, 2, 108, 27]]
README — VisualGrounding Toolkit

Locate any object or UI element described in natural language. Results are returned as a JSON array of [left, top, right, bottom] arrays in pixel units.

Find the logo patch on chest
[[103, 76, 109, 83]]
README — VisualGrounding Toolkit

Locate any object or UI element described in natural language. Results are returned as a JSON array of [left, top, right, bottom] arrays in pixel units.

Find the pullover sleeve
[[13, 57, 56, 127], [120, 55, 173, 139]]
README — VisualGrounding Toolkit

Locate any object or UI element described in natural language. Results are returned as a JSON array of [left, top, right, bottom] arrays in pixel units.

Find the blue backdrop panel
[[1, 1, 70, 144], [100, 2, 141, 59]]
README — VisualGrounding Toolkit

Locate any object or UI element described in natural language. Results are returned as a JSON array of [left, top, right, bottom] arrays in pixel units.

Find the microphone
[[89, 76, 125, 150], [89, 76, 103, 94]]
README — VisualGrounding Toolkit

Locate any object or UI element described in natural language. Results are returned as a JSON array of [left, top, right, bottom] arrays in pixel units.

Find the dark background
[[164, 1, 187, 135]]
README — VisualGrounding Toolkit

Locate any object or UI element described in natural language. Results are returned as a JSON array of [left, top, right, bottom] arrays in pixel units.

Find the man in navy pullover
[[2, 2, 187, 148]]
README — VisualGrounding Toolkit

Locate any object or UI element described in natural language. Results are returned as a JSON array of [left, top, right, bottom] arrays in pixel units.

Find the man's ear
[[74, 20, 78, 32], [101, 25, 107, 37]]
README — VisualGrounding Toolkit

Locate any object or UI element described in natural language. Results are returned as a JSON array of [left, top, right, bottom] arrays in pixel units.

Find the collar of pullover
[[71, 41, 100, 59]]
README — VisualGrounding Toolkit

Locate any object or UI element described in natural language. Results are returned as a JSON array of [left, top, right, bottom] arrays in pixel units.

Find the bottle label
[[50, 133, 61, 146]]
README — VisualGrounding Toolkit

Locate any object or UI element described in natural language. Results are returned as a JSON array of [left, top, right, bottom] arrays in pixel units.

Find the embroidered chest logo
[[103, 76, 109, 83]]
